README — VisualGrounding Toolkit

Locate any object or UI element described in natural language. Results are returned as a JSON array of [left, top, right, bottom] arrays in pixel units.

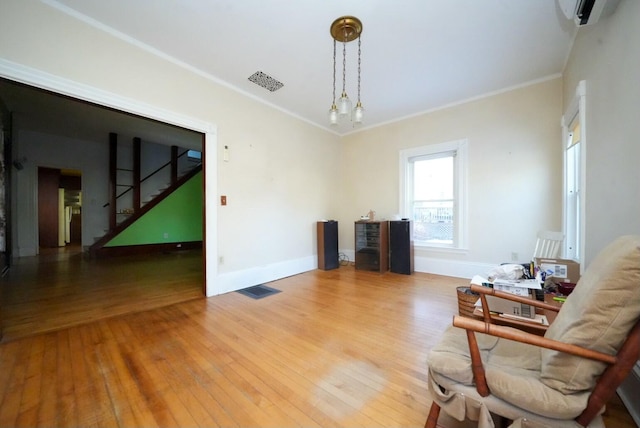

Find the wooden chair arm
[[470, 283, 560, 312], [453, 315, 617, 365], [576, 319, 640, 425], [465, 329, 490, 397]]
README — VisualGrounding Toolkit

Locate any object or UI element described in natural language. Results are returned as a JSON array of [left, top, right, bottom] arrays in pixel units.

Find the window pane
[[413, 200, 453, 244], [564, 95, 583, 261], [413, 157, 453, 200], [412, 155, 454, 245], [565, 142, 580, 259]]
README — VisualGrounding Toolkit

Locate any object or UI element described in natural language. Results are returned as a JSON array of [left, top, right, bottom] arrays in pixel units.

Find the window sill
[[414, 244, 469, 255]]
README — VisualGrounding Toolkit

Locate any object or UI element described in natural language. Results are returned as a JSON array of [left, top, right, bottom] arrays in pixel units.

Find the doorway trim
[[0, 58, 218, 296]]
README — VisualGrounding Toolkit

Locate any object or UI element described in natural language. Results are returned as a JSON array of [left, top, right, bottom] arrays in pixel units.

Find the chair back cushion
[[541, 235, 640, 393]]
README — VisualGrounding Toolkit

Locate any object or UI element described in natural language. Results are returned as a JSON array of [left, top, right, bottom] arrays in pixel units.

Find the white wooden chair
[[533, 230, 564, 259]]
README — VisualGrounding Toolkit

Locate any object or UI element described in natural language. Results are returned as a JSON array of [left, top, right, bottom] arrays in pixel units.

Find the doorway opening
[[38, 167, 82, 252], [0, 73, 214, 340]]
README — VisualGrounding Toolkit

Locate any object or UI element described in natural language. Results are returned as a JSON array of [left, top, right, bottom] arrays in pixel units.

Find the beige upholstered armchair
[[425, 235, 640, 428]]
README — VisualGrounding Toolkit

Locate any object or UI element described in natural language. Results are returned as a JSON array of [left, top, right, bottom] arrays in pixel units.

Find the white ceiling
[[3, 0, 577, 139]]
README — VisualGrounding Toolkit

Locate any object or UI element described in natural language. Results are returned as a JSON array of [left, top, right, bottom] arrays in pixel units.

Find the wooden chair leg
[[424, 401, 441, 428]]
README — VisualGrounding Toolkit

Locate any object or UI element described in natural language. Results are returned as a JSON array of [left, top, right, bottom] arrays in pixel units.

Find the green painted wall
[[106, 172, 202, 247]]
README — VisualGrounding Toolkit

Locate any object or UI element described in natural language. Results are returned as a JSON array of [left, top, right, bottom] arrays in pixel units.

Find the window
[[400, 140, 468, 249], [565, 116, 581, 260], [562, 81, 586, 262]]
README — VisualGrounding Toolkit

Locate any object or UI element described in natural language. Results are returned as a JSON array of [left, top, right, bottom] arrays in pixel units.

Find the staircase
[[89, 133, 202, 257]]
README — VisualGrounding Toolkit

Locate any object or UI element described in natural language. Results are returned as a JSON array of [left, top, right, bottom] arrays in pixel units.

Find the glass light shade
[[328, 105, 339, 126], [353, 102, 364, 124], [338, 92, 352, 117]]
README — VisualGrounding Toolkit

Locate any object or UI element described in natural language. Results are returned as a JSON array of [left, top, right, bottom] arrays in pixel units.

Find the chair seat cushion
[[429, 326, 590, 419], [428, 372, 605, 428], [427, 324, 499, 385]]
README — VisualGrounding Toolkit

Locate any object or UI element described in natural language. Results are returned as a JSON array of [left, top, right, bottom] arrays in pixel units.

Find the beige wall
[[562, 2, 640, 419], [2, 1, 568, 283], [0, 0, 341, 294], [562, 0, 640, 265], [339, 78, 563, 268]]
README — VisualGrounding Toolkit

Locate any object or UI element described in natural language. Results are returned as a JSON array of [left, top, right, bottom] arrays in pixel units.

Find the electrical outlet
[[221, 195, 227, 206], [511, 252, 519, 261], [219, 256, 224, 265], [163, 232, 169, 239]]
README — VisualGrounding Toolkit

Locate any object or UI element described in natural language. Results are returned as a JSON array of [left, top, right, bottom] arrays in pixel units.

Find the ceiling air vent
[[248, 71, 284, 92]]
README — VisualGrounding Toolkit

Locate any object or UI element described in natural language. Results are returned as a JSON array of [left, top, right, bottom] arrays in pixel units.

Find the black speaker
[[317, 221, 339, 270], [390, 220, 413, 274]]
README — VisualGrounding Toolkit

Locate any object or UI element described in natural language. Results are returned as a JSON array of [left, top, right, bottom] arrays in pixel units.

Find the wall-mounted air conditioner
[[558, 0, 620, 26]]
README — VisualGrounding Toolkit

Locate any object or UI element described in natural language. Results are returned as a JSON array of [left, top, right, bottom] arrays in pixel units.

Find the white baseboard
[[212, 252, 495, 296], [212, 256, 316, 296], [341, 249, 493, 279], [414, 256, 494, 279]]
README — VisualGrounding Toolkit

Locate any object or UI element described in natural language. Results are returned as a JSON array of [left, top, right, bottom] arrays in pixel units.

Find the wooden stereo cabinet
[[354, 221, 389, 272]]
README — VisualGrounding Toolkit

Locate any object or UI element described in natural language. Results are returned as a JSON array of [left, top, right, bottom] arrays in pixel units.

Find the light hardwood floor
[[0, 252, 635, 427]]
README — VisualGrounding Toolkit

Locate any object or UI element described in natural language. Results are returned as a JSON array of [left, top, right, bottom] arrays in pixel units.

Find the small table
[[472, 294, 562, 336]]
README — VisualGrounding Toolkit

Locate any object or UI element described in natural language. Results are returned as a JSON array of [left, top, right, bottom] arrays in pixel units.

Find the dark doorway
[[38, 167, 60, 248], [37, 167, 82, 250], [1, 78, 206, 340]]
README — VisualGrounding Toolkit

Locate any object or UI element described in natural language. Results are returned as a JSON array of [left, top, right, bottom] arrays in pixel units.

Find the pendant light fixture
[[328, 16, 363, 127]]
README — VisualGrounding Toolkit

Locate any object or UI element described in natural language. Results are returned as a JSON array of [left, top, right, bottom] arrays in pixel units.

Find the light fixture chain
[[357, 36, 361, 103], [332, 39, 337, 104], [342, 33, 347, 94]]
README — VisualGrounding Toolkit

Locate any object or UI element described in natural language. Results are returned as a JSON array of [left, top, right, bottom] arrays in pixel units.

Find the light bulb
[[338, 91, 352, 117], [328, 104, 338, 126], [353, 102, 364, 125]]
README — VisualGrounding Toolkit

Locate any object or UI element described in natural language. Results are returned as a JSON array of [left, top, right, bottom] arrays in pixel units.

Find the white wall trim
[[217, 253, 492, 287], [413, 257, 493, 279], [216, 256, 317, 295], [398, 139, 469, 251], [561, 79, 587, 268], [340, 249, 491, 279], [0, 58, 219, 296], [0, 58, 214, 133]]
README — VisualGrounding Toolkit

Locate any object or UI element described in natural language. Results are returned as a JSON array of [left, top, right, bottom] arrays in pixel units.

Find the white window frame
[[561, 80, 586, 263], [399, 139, 468, 251]]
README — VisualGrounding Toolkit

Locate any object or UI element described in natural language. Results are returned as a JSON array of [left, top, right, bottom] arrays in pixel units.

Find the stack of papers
[[493, 278, 541, 296], [470, 275, 541, 297]]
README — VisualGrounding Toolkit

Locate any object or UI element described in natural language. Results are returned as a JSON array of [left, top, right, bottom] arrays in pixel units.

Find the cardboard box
[[535, 257, 581, 284], [485, 293, 536, 319]]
